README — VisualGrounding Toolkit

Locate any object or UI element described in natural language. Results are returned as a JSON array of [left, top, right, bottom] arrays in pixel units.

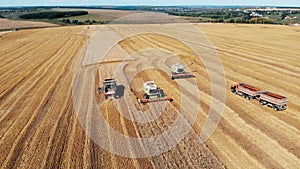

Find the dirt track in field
[[0, 23, 300, 168]]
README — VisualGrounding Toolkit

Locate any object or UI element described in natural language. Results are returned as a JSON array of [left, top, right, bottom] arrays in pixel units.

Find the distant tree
[[72, 19, 78, 24], [281, 12, 289, 20], [64, 19, 71, 24], [217, 18, 224, 23], [249, 18, 258, 24], [84, 20, 91, 24], [236, 18, 246, 23]]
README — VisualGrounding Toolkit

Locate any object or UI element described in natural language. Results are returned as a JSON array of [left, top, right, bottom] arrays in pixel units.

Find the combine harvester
[[98, 78, 118, 99], [231, 82, 287, 111], [170, 63, 195, 80], [231, 83, 261, 100], [259, 91, 287, 111], [138, 81, 173, 103]]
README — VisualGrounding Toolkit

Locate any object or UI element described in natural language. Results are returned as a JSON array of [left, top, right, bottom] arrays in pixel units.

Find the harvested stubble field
[[0, 18, 58, 30], [53, 8, 139, 22], [0, 23, 300, 169]]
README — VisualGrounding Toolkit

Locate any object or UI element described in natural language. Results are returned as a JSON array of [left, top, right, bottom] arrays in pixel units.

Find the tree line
[[19, 11, 88, 19], [61, 19, 110, 25]]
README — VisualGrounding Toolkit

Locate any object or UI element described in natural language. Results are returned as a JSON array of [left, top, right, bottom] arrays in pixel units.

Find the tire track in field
[[131, 67, 223, 168], [195, 24, 300, 168], [223, 60, 300, 117], [197, 24, 297, 166], [118, 25, 298, 169], [194, 89, 296, 168], [95, 60, 155, 167], [74, 62, 120, 168], [221, 65, 300, 158], [91, 27, 220, 166], [115, 33, 223, 168]]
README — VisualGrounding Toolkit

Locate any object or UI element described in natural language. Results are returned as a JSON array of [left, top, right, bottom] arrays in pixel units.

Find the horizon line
[[1, 5, 300, 8]]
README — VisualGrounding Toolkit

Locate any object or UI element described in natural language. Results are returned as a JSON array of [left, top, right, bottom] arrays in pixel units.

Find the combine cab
[[138, 81, 173, 103], [98, 78, 118, 99], [171, 63, 195, 80]]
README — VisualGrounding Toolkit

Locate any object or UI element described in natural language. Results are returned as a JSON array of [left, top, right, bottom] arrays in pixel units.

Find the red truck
[[259, 91, 287, 111], [231, 83, 261, 100]]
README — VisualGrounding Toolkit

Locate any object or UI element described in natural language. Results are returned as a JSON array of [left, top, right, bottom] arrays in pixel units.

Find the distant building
[[250, 12, 263, 17]]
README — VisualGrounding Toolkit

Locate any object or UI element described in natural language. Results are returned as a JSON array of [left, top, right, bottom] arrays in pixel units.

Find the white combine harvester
[[138, 81, 173, 103], [170, 63, 195, 80], [98, 78, 118, 99]]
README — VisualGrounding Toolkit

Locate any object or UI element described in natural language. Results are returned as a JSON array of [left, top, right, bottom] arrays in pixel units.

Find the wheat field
[[0, 23, 299, 168]]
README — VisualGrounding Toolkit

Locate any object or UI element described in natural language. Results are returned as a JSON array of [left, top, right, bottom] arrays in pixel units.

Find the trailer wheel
[[274, 106, 279, 111], [260, 100, 266, 105]]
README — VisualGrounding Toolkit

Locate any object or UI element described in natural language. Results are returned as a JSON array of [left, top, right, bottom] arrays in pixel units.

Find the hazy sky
[[0, 0, 300, 7]]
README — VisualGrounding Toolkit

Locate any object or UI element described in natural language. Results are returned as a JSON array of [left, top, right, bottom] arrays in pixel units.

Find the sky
[[0, 0, 300, 7]]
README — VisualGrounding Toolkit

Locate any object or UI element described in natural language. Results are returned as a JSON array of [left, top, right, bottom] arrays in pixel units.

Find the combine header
[[231, 82, 287, 111], [98, 78, 118, 99], [138, 81, 173, 103], [170, 63, 195, 80]]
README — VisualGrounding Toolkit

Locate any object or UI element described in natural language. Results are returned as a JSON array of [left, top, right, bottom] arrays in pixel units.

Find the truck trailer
[[231, 83, 261, 100], [259, 91, 287, 111], [231, 82, 287, 111]]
